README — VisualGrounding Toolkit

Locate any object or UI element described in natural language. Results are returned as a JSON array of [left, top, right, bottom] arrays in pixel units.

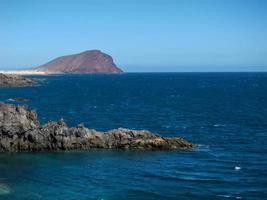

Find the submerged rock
[[0, 73, 36, 87], [13, 97, 29, 102], [7, 97, 29, 102], [0, 103, 193, 152]]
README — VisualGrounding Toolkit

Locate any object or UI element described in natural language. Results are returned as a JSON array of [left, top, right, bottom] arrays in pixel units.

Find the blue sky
[[0, 0, 267, 72]]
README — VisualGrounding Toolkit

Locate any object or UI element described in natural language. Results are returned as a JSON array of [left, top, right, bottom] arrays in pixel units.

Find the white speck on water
[[235, 166, 241, 170], [218, 194, 231, 198], [213, 124, 225, 127], [218, 195, 242, 199]]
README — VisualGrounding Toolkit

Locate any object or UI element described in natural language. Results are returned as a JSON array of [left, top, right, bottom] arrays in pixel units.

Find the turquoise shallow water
[[0, 73, 267, 199]]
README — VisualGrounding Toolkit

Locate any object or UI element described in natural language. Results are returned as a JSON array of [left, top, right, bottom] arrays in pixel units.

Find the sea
[[0, 73, 267, 200]]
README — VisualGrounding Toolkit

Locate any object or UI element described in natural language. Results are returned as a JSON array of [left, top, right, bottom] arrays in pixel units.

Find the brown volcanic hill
[[33, 50, 123, 73]]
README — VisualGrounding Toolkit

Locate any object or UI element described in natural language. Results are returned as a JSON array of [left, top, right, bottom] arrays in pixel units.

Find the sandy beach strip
[[0, 70, 50, 75]]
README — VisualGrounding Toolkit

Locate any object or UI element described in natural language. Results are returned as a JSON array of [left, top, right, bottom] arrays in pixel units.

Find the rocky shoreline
[[0, 103, 193, 152], [0, 73, 36, 87]]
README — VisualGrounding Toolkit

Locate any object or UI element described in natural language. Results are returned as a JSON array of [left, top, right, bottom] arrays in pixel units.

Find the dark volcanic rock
[[0, 103, 193, 152], [12, 97, 29, 102], [33, 50, 123, 74], [0, 73, 36, 87]]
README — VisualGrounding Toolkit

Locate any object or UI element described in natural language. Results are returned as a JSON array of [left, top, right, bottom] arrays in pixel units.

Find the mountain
[[33, 50, 123, 73]]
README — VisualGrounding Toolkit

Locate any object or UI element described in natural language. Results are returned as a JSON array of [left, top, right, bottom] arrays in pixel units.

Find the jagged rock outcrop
[[0, 73, 36, 87], [33, 50, 123, 73], [0, 103, 193, 152]]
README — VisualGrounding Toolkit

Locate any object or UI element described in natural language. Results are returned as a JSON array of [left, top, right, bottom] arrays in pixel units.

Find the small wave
[[218, 194, 231, 198], [0, 183, 11, 195], [162, 125, 171, 129], [7, 98, 29, 102], [218, 194, 242, 199], [194, 144, 210, 152], [213, 124, 225, 127]]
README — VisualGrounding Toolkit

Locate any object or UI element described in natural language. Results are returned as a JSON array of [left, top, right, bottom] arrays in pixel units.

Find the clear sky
[[0, 0, 267, 72]]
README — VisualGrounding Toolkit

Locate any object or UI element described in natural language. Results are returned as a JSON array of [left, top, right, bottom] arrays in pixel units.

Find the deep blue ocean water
[[0, 73, 267, 200]]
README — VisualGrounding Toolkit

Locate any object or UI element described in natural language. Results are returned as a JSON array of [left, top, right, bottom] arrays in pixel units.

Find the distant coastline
[[0, 50, 123, 75], [0, 70, 50, 75]]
